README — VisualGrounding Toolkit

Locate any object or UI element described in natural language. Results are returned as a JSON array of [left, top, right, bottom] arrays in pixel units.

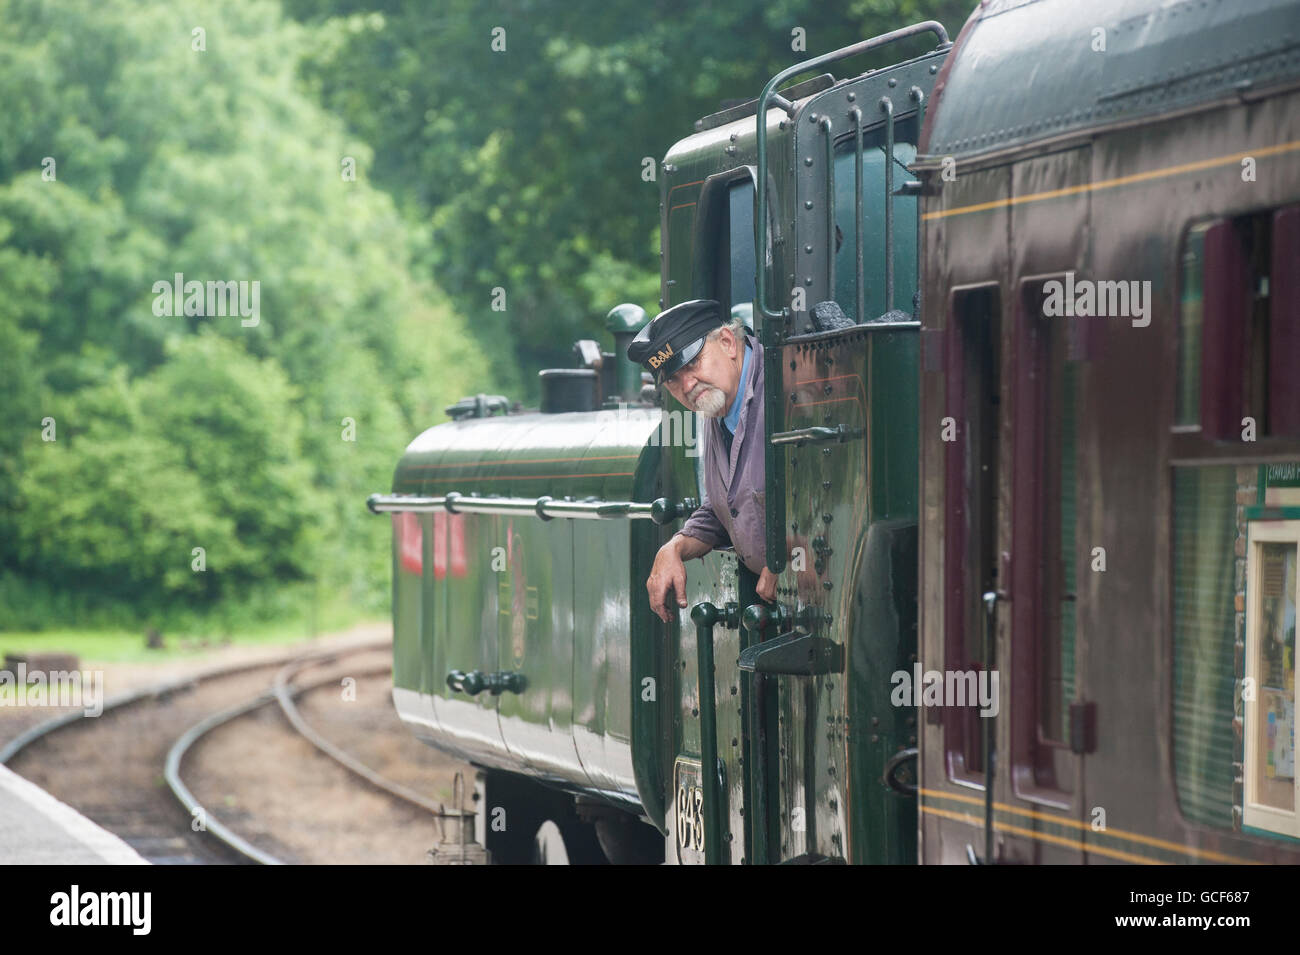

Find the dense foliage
[[0, 0, 971, 632], [291, 0, 974, 390], [0, 0, 489, 629]]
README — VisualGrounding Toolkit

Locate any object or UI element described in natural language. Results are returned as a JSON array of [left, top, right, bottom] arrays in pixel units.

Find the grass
[[0, 598, 383, 665]]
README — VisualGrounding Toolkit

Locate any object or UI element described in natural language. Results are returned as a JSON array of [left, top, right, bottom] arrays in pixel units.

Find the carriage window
[[1176, 224, 1209, 427], [1045, 349, 1079, 744], [1178, 206, 1300, 439], [1025, 279, 1080, 748], [1245, 535, 1297, 835], [1172, 462, 1300, 838], [1171, 465, 1240, 828], [1272, 207, 1300, 436], [1242, 505, 1299, 839]]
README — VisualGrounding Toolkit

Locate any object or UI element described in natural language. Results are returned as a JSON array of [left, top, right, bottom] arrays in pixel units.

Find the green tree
[[292, 0, 975, 387], [0, 0, 492, 627]]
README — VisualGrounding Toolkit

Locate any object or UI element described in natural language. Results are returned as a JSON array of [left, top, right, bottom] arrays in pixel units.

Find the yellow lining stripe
[[921, 138, 1300, 221], [920, 788, 1259, 864], [921, 805, 1162, 865]]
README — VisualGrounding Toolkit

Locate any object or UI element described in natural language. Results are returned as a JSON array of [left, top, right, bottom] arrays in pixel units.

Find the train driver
[[627, 298, 778, 622]]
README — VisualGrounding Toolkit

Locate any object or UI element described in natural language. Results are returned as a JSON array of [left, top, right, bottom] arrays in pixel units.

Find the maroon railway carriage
[[912, 0, 1300, 863]]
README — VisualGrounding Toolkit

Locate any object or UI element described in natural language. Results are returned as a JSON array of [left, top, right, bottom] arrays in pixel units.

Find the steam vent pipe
[[605, 303, 650, 403]]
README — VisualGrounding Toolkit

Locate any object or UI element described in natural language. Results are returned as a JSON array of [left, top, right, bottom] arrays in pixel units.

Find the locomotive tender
[[370, 0, 1300, 864]]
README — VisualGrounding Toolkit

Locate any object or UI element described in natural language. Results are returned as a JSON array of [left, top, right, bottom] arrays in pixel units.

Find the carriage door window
[[1243, 520, 1299, 839], [1010, 278, 1080, 802], [943, 285, 1001, 785]]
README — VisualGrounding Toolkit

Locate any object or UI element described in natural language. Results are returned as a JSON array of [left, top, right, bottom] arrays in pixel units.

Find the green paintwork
[[382, 29, 945, 864], [389, 407, 670, 814], [656, 42, 942, 863], [605, 303, 650, 404]]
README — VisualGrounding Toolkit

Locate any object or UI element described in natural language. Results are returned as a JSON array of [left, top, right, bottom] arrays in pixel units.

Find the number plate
[[673, 757, 705, 863]]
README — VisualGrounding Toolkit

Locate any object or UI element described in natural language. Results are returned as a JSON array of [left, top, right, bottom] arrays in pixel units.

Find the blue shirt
[[723, 344, 753, 435]]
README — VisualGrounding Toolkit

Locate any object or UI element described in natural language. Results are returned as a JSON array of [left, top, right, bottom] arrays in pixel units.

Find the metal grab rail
[[770, 424, 863, 447], [966, 590, 1003, 865], [739, 602, 790, 865], [752, 19, 950, 574], [881, 95, 896, 313], [367, 492, 658, 521], [690, 601, 740, 865], [753, 19, 950, 325]]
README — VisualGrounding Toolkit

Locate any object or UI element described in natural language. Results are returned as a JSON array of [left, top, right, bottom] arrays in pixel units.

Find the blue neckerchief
[[723, 342, 753, 435]]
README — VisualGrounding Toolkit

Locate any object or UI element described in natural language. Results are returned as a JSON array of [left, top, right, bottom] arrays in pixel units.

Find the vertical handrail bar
[[850, 107, 865, 325], [753, 19, 950, 322], [691, 602, 732, 864], [750, 672, 771, 864], [911, 89, 926, 307], [881, 96, 896, 313], [982, 591, 999, 863], [821, 116, 835, 297]]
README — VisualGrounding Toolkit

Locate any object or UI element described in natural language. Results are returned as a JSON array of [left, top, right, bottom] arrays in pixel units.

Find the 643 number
[[676, 783, 704, 853]]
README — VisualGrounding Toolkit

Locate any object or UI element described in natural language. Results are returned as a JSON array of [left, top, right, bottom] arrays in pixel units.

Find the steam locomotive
[[369, 0, 1300, 864]]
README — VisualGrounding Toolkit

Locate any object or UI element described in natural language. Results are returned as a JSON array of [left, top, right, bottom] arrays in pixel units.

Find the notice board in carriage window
[[1244, 502, 1299, 840]]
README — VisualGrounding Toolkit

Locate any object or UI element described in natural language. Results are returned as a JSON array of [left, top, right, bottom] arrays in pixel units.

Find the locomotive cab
[[648, 22, 950, 864], [370, 20, 953, 865]]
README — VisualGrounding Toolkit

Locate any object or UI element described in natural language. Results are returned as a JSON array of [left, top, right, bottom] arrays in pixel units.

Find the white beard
[[691, 386, 727, 418]]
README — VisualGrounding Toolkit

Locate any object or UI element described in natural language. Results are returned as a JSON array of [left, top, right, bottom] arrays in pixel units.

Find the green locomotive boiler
[[369, 22, 951, 864]]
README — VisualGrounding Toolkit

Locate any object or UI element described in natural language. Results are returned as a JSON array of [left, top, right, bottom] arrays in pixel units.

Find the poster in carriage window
[[1244, 521, 1299, 839]]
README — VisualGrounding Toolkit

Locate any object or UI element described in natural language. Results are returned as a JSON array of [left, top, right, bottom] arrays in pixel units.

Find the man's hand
[[647, 543, 687, 623], [647, 534, 711, 622], [756, 566, 778, 603]]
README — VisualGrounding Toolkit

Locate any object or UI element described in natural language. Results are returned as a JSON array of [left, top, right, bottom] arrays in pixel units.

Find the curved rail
[[0, 644, 382, 764], [163, 651, 397, 864], [0, 638, 389, 865], [163, 689, 290, 865], [271, 656, 443, 814]]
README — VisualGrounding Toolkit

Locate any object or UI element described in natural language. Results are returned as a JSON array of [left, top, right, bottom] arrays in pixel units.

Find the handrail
[[770, 424, 863, 447], [690, 601, 740, 865], [881, 95, 896, 313], [783, 320, 919, 346], [753, 19, 950, 325], [754, 19, 950, 575], [367, 492, 657, 521]]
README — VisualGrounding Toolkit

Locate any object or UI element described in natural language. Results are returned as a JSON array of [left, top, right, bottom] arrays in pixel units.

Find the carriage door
[[1000, 147, 1094, 861]]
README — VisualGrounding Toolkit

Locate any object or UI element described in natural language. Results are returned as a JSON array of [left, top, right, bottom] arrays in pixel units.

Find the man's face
[[661, 326, 742, 417]]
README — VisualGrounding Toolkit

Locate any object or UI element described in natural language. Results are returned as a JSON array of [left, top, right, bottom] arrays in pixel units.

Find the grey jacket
[[679, 335, 767, 574]]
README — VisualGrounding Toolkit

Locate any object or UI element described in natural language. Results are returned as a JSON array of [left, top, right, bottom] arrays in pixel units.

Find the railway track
[[166, 651, 440, 863], [2, 639, 445, 864]]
